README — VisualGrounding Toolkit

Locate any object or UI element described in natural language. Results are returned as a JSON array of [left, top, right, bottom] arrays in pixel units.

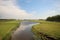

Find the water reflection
[[12, 21, 38, 40]]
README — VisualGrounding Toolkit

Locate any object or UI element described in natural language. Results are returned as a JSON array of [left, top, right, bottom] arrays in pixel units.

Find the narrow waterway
[[11, 21, 37, 40]]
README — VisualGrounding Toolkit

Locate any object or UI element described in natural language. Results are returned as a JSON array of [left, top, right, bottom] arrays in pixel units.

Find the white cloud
[[0, 0, 33, 19], [0, 0, 60, 19], [41, 9, 60, 19]]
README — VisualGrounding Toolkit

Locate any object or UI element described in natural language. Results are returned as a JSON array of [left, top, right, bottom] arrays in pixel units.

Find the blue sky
[[16, 0, 60, 19], [0, 0, 60, 19]]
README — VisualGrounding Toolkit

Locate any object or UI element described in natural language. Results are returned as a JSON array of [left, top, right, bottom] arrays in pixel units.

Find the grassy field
[[32, 20, 60, 40], [0, 20, 21, 40]]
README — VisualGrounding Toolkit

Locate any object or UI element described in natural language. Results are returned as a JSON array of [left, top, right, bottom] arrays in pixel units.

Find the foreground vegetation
[[0, 19, 21, 40], [32, 20, 60, 40]]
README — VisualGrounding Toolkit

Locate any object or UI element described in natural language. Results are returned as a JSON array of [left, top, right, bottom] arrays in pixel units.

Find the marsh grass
[[0, 20, 20, 40], [32, 20, 60, 40]]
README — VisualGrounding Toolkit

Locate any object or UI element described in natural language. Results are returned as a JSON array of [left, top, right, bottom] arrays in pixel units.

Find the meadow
[[32, 20, 60, 40], [0, 20, 20, 40]]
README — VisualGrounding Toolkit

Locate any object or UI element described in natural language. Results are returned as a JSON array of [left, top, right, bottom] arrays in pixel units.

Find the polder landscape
[[0, 0, 60, 40], [0, 15, 60, 40]]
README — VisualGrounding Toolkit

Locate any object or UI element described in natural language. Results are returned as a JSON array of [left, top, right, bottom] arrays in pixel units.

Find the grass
[[0, 20, 21, 40], [32, 20, 60, 40]]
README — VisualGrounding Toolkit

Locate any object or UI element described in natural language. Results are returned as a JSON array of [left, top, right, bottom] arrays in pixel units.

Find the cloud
[[0, 0, 60, 19], [47, 0, 60, 17], [39, 0, 60, 19], [40, 9, 60, 19], [0, 0, 33, 19]]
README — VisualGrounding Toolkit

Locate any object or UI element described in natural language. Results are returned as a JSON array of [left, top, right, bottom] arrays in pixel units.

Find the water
[[11, 21, 38, 40]]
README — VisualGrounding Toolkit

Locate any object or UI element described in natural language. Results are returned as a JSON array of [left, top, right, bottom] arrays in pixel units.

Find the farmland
[[0, 20, 20, 40], [32, 20, 60, 40]]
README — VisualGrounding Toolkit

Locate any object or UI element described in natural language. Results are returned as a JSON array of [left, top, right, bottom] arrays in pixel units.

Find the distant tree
[[0, 19, 16, 21], [46, 15, 60, 22]]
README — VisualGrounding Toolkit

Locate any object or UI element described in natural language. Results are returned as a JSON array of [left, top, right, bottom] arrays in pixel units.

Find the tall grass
[[0, 20, 21, 40], [32, 21, 60, 40]]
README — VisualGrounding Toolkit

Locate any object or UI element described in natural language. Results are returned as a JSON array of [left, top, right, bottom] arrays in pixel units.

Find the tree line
[[46, 15, 60, 22], [0, 19, 17, 21]]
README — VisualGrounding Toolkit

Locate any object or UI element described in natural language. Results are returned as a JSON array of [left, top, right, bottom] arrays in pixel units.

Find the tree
[[46, 15, 60, 22]]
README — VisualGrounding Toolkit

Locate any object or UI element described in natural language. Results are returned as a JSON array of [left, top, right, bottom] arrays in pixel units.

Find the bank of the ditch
[[11, 21, 38, 40], [32, 21, 60, 40], [0, 20, 21, 40]]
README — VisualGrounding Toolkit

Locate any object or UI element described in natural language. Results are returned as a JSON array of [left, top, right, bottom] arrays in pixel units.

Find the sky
[[0, 0, 60, 19]]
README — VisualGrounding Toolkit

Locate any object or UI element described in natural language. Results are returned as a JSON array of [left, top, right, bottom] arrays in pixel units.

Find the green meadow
[[32, 20, 60, 40], [0, 20, 20, 40]]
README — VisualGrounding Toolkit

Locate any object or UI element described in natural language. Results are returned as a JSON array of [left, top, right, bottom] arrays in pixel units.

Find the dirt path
[[11, 21, 37, 40]]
